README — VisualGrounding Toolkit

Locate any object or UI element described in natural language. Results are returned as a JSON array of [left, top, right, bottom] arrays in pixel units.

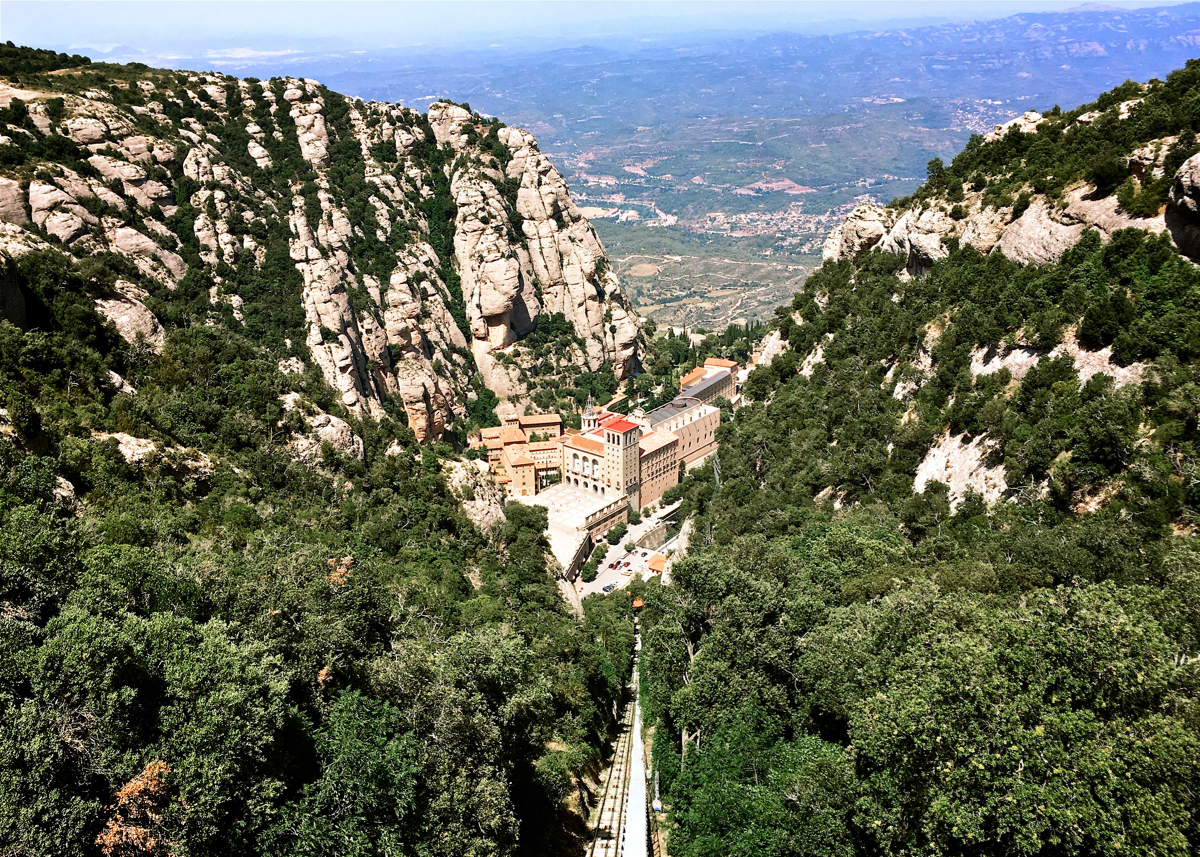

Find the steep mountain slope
[[0, 47, 639, 857], [826, 64, 1200, 274], [0, 52, 639, 441], [634, 62, 1200, 857]]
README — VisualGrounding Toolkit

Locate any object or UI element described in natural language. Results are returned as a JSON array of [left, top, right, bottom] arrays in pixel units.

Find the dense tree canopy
[[0, 244, 636, 856], [640, 65, 1200, 857]]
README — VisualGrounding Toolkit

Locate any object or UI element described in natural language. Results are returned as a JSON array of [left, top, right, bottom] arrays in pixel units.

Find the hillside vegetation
[[0, 46, 640, 857], [640, 64, 1200, 857]]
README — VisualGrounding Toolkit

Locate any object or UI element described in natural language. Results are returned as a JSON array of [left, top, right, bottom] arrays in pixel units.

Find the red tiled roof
[[565, 435, 605, 455], [607, 419, 639, 433], [499, 426, 527, 444], [648, 554, 667, 573], [679, 367, 706, 388], [704, 357, 738, 369], [517, 413, 562, 426]]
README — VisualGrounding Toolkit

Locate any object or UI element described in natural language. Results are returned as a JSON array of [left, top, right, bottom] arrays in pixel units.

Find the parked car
[[602, 583, 618, 593]]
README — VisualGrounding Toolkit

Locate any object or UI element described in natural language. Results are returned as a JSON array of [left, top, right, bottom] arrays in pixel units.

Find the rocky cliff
[[0, 63, 639, 441], [824, 76, 1200, 275]]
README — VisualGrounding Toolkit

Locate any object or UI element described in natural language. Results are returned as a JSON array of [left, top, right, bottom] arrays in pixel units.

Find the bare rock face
[[0, 177, 27, 225], [914, 432, 1008, 510], [0, 73, 640, 444], [29, 181, 95, 244], [94, 431, 214, 475], [995, 199, 1087, 266], [1167, 153, 1200, 260], [822, 204, 895, 262], [828, 180, 1172, 274], [983, 110, 1044, 143], [94, 280, 165, 353], [878, 206, 957, 272], [444, 458, 506, 532], [500, 126, 639, 380], [280, 392, 365, 461]]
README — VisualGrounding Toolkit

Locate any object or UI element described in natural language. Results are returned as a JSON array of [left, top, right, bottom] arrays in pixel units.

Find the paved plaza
[[515, 482, 614, 573]]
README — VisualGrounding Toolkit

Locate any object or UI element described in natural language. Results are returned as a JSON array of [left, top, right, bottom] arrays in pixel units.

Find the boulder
[[65, 116, 109, 145], [94, 280, 165, 353], [29, 181, 95, 244], [823, 204, 895, 262]]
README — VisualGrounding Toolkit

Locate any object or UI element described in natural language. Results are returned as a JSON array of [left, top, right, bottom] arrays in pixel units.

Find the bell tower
[[582, 394, 599, 432], [603, 418, 642, 510]]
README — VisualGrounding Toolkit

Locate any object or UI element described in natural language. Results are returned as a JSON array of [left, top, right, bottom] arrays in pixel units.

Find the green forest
[[4, 37, 1200, 857], [638, 64, 1200, 857], [0, 244, 637, 856]]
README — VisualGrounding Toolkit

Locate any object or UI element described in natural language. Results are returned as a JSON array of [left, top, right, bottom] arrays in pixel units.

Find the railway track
[[588, 662, 638, 857]]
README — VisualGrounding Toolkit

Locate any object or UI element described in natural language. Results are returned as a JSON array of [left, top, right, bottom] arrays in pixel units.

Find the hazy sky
[[4, 0, 1195, 58]]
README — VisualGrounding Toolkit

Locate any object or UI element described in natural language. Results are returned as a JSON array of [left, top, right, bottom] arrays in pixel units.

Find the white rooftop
[[515, 482, 616, 570]]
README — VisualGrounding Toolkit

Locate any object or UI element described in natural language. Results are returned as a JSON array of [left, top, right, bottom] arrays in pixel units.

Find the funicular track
[[588, 661, 638, 857]]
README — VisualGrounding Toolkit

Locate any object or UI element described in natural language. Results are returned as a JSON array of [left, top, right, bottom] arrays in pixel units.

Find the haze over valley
[[49, 1, 1200, 327]]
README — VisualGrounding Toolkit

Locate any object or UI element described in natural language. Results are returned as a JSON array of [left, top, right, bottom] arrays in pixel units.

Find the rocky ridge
[[825, 102, 1200, 274], [805, 74, 1200, 516], [0, 67, 640, 442]]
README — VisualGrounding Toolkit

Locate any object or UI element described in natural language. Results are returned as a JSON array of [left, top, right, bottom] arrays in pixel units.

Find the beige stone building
[[638, 430, 679, 508], [642, 396, 720, 465], [473, 412, 564, 498], [678, 359, 736, 404], [479, 382, 724, 507]]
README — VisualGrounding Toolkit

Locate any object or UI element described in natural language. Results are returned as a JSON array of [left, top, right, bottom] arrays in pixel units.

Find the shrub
[[605, 522, 628, 545]]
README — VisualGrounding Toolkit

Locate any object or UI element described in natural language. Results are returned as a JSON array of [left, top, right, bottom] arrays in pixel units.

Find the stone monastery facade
[[474, 392, 720, 511]]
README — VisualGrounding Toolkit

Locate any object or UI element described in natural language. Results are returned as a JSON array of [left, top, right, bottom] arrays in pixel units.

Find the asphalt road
[[578, 500, 680, 598]]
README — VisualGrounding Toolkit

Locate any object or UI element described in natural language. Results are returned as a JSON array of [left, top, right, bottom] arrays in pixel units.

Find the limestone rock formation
[[827, 155, 1178, 275], [443, 458, 506, 532], [983, 110, 1044, 142], [822, 204, 895, 262], [280, 392, 365, 461], [94, 280, 165, 353], [914, 432, 1008, 509], [0, 70, 640, 442]]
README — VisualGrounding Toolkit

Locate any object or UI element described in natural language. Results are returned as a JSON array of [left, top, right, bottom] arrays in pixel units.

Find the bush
[[605, 522, 628, 545], [581, 560, 598, 583]]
